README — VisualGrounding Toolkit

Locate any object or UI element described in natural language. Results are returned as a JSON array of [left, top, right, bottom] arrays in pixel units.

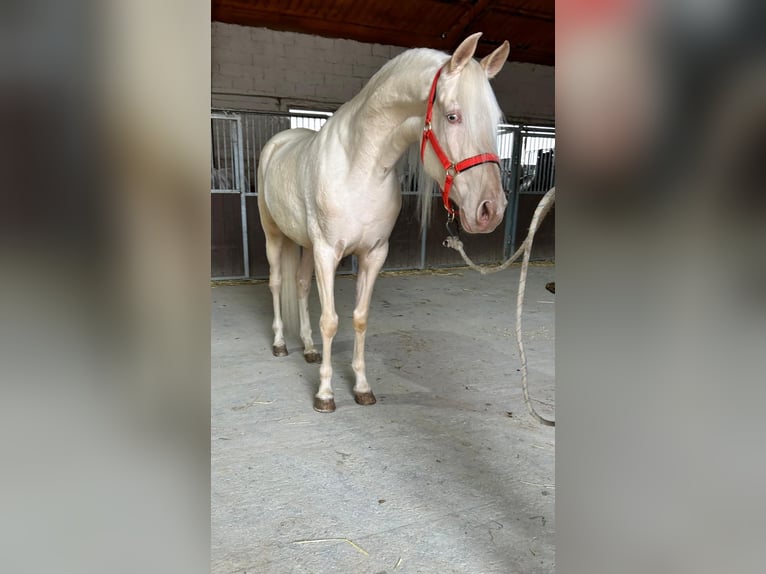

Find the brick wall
[[212, 22, 554, 124]]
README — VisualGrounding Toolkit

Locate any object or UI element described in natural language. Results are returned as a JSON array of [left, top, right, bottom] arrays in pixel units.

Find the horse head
[[421, 33, 510, 234]]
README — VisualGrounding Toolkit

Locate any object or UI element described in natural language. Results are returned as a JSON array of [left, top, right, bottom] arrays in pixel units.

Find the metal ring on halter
[[423, 121, 432, 132], [445, 213, 458, 235], [446, 164, 458, 178]]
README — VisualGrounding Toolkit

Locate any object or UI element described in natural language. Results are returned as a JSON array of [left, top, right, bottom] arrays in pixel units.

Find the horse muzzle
[[461, 196, 506, 234]]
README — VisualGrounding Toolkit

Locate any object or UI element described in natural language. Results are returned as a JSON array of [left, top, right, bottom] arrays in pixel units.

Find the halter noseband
[[420, 65, 500, 219]]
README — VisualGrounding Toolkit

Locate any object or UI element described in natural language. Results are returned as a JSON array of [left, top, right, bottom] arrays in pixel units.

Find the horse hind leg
[[351, 242, 389, 406], [297, 247, 321, 363], [261, 220, 300, 358], [263, 231, 289, 357]]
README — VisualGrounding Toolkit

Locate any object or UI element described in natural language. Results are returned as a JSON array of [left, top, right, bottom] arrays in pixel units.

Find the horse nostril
[[478, 200, 492, 224]]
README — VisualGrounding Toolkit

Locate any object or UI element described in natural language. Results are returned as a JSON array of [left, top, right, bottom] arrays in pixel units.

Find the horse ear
[[480, 41, 510, 79], [448, 32, 483, 74]]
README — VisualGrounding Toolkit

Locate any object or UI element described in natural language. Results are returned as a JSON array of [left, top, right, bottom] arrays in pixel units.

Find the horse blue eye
[[447, 113, 461, 123]]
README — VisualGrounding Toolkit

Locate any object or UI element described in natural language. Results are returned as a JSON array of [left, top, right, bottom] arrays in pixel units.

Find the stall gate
[[211, 110, 554, 279]]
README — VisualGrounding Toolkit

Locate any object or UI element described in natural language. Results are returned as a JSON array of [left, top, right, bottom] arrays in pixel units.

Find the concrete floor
[[212, 264, 555, 574]]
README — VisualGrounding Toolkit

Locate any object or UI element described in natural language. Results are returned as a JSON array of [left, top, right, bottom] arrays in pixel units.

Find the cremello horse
[[258, 33, 510, 412]]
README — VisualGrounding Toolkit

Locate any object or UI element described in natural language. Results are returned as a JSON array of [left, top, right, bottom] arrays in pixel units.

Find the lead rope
[[443, 187, 556, 426]]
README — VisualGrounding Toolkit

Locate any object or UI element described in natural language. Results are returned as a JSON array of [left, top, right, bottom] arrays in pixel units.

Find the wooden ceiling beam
[[213, 5, 450, 50], [211, 0, 554, 66], [442, 0, 493, 51]]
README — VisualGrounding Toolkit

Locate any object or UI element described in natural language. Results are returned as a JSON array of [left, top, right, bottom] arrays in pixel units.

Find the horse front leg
[[297, 247, 321, 363], [312, 243, 341, 413], [351, 242, 389, 406]]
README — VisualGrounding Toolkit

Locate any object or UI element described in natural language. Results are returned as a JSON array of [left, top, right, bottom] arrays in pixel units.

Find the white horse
[[257, 33, 510, 412]]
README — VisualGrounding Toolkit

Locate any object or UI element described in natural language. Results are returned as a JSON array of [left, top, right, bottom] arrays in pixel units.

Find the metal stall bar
[[243, 114, 253, 195], [211, 113, 249, 279], [212, 113, 237, 191], [212, 109, 554, 278], [508, 125, 555, 257], [234, 116, 250, 278], [501, 124, 523, 259]]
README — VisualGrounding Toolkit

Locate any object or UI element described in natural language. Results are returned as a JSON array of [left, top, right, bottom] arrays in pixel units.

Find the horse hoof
[[304, 350, 322, 363], [313, 397, 336, 413], [354, 391, 377, 406], [272, 344, 288, 357]]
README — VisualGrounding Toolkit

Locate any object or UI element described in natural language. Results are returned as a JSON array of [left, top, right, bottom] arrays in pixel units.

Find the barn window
[[289, 108, 333, 131]]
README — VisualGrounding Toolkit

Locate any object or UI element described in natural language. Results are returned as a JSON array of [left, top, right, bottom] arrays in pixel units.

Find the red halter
[[420, 65, 500, 218]]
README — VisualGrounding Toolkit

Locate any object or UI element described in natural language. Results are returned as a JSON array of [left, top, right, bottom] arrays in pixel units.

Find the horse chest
[[317, 177, 399, 231]]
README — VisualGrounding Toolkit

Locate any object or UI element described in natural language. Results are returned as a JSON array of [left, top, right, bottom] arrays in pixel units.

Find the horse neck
[[341, 52, 447, 170]]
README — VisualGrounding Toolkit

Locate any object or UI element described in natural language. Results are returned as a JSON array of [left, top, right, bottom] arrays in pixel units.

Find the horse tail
[[279, 239, 301, 337]]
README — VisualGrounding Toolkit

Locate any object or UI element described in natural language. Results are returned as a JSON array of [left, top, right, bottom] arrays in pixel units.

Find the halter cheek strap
[[420, 66, 501, 218]]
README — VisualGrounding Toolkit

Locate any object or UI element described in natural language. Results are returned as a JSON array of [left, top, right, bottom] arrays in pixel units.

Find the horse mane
[[398, 143, 438, 232]]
